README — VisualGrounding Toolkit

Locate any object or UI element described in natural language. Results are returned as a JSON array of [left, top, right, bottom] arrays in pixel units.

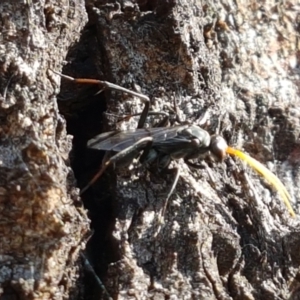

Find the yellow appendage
[[226, 147, 295, 218]]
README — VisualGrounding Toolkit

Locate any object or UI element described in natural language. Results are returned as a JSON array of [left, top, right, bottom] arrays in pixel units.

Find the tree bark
[[79, 1, 300, 299], [0, 1, 89, 299], [1, 0, 300, 299]]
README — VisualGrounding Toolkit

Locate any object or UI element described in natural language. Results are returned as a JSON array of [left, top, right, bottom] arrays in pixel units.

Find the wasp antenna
[[226, 147, 296, 218], [50, 69, 76, 81]]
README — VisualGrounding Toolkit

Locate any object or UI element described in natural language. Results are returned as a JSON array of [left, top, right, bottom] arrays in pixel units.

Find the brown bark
[[1, 0, 300, 299], [0, 0, 89, 299]]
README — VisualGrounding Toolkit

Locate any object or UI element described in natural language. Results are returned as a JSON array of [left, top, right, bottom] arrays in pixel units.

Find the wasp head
[[209, 135, 228, 161]]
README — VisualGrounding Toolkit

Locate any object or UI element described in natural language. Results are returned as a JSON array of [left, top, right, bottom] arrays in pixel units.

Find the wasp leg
[[52, 69, 151, 129], [137, 111, 170, 128], [137, 97, 150, 129], [154, 113, 170, 127], [139, 140, 154, 164], [51, 70, 150, 103], [2, 74, 14, 101], [185, 160, 206, 169], [118, 111, 170, 127], [81, 137, 153, 194], [186, 159, 217, 189], [154, 167, 180, 236], [160, 167, 180, 218], [137, 94, 183, 128]]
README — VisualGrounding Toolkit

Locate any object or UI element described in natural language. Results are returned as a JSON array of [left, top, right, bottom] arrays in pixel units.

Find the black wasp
[[52, 70, 295, 217]]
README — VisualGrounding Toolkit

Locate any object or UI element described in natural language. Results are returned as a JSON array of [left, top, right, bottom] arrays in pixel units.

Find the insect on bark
[[52, 70, 296, 218]]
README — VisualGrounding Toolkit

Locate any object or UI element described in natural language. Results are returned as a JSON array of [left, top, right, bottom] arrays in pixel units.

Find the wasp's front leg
[[151, 166, 180, 236], [160, 167, 180, 218]]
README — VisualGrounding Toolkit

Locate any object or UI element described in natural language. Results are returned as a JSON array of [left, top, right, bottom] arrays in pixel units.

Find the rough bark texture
[[1, 0, 300, 299], [0, 1, 89, 299]]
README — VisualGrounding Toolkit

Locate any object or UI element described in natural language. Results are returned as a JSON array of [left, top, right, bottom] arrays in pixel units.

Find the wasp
[[52, 70, 295, 218], [85, 123, 229, 217]]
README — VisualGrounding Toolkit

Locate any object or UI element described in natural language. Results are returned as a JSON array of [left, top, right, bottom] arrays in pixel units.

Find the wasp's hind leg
[[81, 137, 153, 194], [51, 69, 149, 103]]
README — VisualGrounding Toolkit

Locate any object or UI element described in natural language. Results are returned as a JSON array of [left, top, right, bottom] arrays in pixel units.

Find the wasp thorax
[[210, 135, 228, 161]]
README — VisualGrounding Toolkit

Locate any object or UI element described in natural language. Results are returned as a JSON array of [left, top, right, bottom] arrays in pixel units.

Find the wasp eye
[[210, 135, 228, 161]]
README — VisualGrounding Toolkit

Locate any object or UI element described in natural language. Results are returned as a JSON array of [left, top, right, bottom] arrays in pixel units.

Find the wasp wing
[[88, 125, 190, 152]]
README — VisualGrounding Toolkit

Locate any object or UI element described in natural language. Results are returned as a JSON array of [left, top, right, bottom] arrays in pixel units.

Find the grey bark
[[82, 1, 300, 299], [1, 0, 300, 300]]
